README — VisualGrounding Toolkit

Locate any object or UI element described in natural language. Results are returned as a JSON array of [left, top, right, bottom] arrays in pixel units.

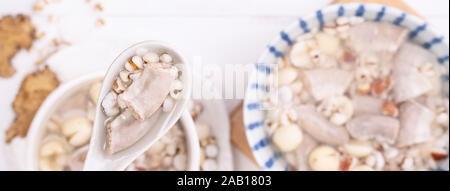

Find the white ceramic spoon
[[83, 41, 192, 171]]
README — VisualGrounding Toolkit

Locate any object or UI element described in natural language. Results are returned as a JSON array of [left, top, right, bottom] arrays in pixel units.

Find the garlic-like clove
[[89, 81, 102, 105], [61, 116, 92, 147], [102, 91, 120, 117], [195, 122, 211, 140], [341, 140, 373, 157], [135, 48, 148, 56], [160, 53, 173, 63], [309, 145, 340, 171], [205, 144, 219, 158], [39, 138, 68, 171], [173, 154, 187, 170], [272, 124, 303, 152], [315, 32, 340, 56], [143, 52, 160, 64], [201, 159, 218, 171], [374, 151, 385, 170], [278, 67, 298, 86]]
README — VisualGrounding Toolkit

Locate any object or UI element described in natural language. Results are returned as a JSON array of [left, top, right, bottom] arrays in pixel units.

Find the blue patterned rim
[[243, 3, 449, 171]]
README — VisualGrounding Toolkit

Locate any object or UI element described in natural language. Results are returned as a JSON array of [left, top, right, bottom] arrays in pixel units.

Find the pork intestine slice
[[302, 69, 353, 101], [346, 114, 400, 144], [392, 43, 437, 103], [347, 22, 408, 56], [106, 109, 162, 154], [396, 100, 435, 147], [296, 105, 350, 146], [118, 63, 177, 121]]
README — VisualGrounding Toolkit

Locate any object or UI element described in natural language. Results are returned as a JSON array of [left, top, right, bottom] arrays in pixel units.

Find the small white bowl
[[244, 3, 449, 171], [26, 72, 200, 171]]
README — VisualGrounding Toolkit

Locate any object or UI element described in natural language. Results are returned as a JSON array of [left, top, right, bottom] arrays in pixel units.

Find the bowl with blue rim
[[243, 3, 449, 171]]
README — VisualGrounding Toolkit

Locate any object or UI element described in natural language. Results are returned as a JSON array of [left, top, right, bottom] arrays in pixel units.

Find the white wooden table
[[0, 0, 449, 170]]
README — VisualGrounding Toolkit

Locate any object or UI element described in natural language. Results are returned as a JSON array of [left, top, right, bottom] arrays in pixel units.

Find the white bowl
[[243, 3, 449, 171], [26, 72, 200, 171]]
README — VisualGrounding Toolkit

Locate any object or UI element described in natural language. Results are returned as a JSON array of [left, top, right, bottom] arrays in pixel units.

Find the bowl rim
[[244, 2, 449, 171], [26, 72, 199, 171]]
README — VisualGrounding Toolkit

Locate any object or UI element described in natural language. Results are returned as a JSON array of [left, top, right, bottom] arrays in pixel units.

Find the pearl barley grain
[[119, 71, 130, 83], [143, 52, 159, 63], [160, 53, 173, 63], [102, 92, 119, 117], [131, 56, 144, 69]]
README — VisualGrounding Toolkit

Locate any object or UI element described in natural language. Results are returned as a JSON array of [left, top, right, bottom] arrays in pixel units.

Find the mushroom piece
[[351, 95, 383, 115], [346, 114, 400, 144], [117, 63, 177, 121], [347, 22, 408, 55], [302, 69, 353, 101], [392, 43, 436, 103], [397, 101, 434, 147], [106, 109, 162, 154], [296, 105, 350, 145], [68, 145, 89, 171]]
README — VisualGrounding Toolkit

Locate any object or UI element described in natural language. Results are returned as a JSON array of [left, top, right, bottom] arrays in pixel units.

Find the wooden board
[[230, 0, 422, 166]]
